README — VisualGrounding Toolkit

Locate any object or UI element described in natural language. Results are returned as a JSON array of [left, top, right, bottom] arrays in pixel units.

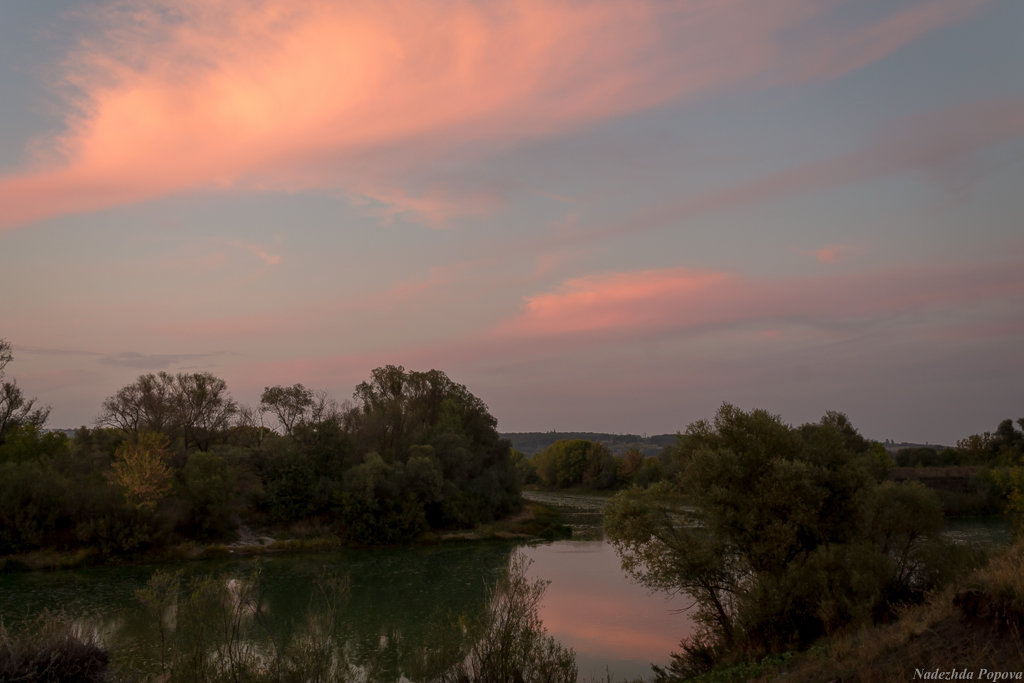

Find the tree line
[[0, 339, 520, 556], [520, 414, 1022, 521]]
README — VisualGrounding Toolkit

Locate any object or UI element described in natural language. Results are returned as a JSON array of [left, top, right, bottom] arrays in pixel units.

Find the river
[[0, 492, 690, 681], [0, 492, 1008, 681]]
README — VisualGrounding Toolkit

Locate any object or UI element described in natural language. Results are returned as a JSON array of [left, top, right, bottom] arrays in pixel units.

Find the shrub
[[437, 552, 577, 683], [0, 612, 108, 682]]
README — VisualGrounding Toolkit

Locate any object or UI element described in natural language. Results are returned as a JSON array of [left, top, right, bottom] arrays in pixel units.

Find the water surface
[[0, 492, 692, 681]]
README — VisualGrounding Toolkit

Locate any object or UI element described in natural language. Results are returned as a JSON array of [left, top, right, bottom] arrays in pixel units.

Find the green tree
[[605, 404, 949, 674], [534, 439, 617, 489], [1007, 455, 1024, 537], [182, 450, 235, 538], [0, 424, 68, 464], [511, 448, 538, 486], [344, 366, 520, 528]]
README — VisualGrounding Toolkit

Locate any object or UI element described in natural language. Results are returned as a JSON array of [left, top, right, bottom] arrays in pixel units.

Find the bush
[[437, 552, 577, 683], [0, 612, 108, 682], [182, 450, 236, 539]]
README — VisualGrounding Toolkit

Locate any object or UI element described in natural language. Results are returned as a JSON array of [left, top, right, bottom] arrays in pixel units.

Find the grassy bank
[[685, 540, 1024, 682], [0, 498, 570, 573]]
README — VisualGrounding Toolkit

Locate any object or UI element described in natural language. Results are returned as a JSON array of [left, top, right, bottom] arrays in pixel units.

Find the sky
[[1, 0, 1022, 445]]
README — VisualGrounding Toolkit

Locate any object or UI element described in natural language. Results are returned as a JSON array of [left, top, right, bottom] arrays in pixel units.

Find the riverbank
[[684, 539, 1024, 682], [0, 498, 570, 573]]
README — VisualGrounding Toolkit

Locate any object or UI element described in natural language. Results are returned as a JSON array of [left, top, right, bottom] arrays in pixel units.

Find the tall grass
[[0, 611, 109, 682]]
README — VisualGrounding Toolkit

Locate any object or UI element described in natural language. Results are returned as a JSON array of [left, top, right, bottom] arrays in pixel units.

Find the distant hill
[[883, 441, 951, 453], [501, 432, 677, 457]]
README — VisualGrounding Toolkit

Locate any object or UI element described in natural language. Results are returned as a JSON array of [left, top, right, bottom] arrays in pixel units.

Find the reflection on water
[[524, 541, 691, 681], [942, 517, 1012, 550], [0, 544, 517, 682], [0, 493, 698, 681]]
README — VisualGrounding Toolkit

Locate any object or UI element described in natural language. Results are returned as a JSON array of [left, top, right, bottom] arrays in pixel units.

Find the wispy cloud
[[496, 268, 730, 337], [495, 259, 1024, 341], [99, 351, 223, 370], [805, 244, 862, 264], [583, 98, 1024, 244], [0, 0, 986, 231], [227, 239, 280, 265], [18, 345, 224, 371]]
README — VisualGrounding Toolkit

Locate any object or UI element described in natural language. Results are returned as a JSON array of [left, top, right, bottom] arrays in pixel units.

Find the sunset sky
[[1, 0, 1022, 445]]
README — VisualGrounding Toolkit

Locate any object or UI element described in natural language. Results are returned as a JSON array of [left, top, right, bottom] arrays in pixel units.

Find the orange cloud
[[497, 259, 1024, 340], [497, 269, 731, 337], [0, 0, 986, 230], [808, 244, 860, 264]]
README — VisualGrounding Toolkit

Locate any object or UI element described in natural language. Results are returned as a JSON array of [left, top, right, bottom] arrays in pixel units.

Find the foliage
[[605, 404, 955, 675], [1006, 460, 1024, 537], [503, 431, 677, 457], [182, 450, 236, 539], [0, 339, 49, 444], [437, 552, 577, 683], [344, 365, 520, 528], [14, 366, 518, 551], [511, 448, 538, 486], [534, 439, 618, 489], [893, 446, 959, 467], [954, 417, 1024, 466], [735, 542, 1024, 683], [0, 611, 108, 682], [0, 460, 71, 553], [260, 383, 317, 437], [0, 423, 68, 464], [259, 383, 341, 440], [109, 432, 174, 511], [98, 371, 237, 451]]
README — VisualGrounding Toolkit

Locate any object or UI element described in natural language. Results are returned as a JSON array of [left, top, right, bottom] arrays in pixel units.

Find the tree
[[0, 339, 50, 443], [259, 383, 341, 443], [108, 432, 174, 511], [98, 372, 177, 435], [534, 439, 617, 489], [260, 384, 315, 437], [605, 404, 949, 674], [175, 372, 237, 450], [182, 450, 235, 538], [98, 372, 237, 450], [344, 366, 520, 528]]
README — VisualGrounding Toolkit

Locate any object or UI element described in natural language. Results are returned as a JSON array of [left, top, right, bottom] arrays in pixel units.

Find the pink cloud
[[496, 269, 731, 337], [807, 244, 861, 264], [0, 0, 986, 230], [196, 253, 1024, 402], [495, 260, 1024, 341]]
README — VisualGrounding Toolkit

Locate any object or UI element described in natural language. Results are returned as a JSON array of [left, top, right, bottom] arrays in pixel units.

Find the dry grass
[[0, 612, 109, 682], [752, 541, 1024, 682]]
